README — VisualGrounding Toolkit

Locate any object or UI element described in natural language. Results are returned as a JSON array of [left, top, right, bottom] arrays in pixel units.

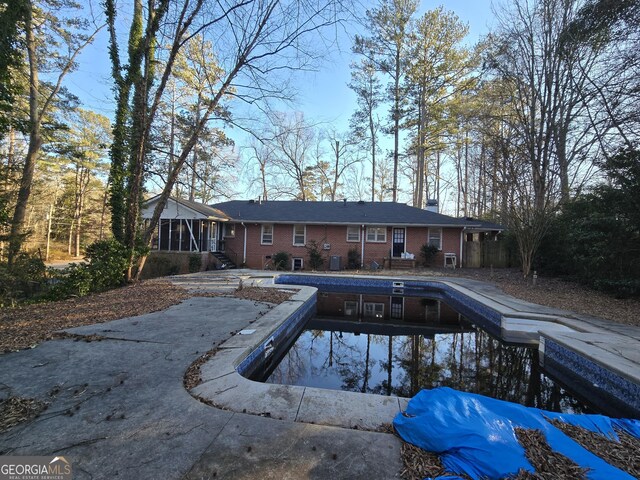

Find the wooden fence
[[463, 240, 511, 268]]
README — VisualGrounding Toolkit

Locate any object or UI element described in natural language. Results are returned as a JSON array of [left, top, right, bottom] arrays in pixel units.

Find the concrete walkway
[[0, 277, 401, 479]]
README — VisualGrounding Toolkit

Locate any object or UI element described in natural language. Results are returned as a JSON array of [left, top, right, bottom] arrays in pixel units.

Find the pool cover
[[393, 387, 640, 480]]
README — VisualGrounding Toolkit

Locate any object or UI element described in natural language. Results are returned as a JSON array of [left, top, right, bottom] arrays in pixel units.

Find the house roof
[[144, 195, 229, 220], [211, 200, 482, 227], [459, 217, 505, 232]]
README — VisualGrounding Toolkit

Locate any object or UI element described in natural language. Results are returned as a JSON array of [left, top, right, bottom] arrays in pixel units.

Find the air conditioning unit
[[323, 243, 331, 250]]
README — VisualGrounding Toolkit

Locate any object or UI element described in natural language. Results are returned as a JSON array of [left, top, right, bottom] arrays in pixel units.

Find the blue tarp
[[393, 387, 640, 480]]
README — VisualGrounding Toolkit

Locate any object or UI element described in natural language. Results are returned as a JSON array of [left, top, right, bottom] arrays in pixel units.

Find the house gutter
[[241, 222, 247, 266]]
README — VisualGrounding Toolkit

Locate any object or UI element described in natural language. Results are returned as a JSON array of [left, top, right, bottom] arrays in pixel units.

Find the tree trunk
[[189, 93, 202, 202], [416, 88, 425, 209], [124, 0, 153, 280], [260, 159, 268, 201], [45, 202, 54, 262], [392, 49, 400, 203], [75, 175, 87, 257], [456, 145, 462, 217], [3, 127, 15, 191], [435, 150, 441, 207], [464, 131, 469, 217], [67, 217, 75, 256], [369, 100, 376, 203], [98, 180, 110, 241], [8, 3, 41, 267]]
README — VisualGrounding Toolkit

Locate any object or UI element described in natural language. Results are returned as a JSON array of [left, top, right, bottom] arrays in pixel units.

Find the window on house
[[364, 302, 384, 318], [424, 299, 441, 321], [344, 301, 359, 316], [223, 223, 236, 238], [261, 224, 273, 245], [428, 228, 442, 250], [292, 257, 304, 271], [366, 226, 386, 243], [346, 225, 360, 242], [390, 297, 404, 319], [293, 224, 306, 246]]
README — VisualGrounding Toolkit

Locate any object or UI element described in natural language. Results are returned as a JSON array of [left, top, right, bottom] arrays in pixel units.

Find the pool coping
[[190, 273, 640, 427]]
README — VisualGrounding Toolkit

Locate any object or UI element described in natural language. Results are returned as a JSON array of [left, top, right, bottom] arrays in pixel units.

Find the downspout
[[459, 228, 465, 268], [361, 224, 365, 268], [242, 222, 247, 267]]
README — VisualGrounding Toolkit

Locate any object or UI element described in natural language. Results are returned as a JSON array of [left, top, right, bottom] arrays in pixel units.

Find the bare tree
[[344, 160, 371, 201], [321, 129, 359, 201], [243, 136, 277, 201], [106, 0, 350, 279], [348, 58, 382, 201], [486, 0, 608, 275], [269, 111, 317, 201]]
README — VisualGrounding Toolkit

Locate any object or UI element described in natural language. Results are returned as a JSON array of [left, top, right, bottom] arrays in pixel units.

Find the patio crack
[[54, 332, 170, 345], [183, 412, 237, 478], [294, 387, 306, 422]]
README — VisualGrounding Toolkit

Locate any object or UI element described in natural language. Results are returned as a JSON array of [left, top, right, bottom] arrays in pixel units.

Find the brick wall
[[142, 251, 213, 279], [316, 293, 462, 324], [223, 223, 463, 270]]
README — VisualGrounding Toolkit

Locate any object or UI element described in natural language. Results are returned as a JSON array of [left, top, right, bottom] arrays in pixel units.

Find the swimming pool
[[257, 290, 592, 414], [196, 273, 637, 423]]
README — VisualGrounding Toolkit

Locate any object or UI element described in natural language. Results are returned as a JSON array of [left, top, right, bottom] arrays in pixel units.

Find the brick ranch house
[[142, 196, 502, 271]]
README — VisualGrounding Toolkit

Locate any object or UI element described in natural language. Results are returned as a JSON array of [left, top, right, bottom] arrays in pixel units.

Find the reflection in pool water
[[263, 292, 593, 414]]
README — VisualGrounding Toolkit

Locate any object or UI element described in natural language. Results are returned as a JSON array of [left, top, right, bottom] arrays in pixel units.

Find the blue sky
[[297, 0, 495, 132], [67, 0, 495, 206], [70, 0, 494, 126]]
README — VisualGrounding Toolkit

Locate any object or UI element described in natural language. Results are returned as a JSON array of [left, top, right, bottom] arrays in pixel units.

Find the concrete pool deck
[[174, 270, 640, 425], [1, 269, 639, 479]]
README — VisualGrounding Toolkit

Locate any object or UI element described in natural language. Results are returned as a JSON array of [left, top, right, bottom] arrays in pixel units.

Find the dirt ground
[[0, 279, 191, 353], [0, 281, 293, 354], [1, 269, 638, 354], [439, 267, 640, 326]]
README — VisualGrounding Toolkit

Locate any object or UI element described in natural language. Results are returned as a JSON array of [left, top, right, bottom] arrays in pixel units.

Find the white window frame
[[346, 225, 360, 242], [428, 228, 442, 250], [366, 226, 387, 243], [364, 302, 385, 318], [292, 257, 304, 271], [292, 224, 306, 246], [344, 301, 359, 316], [261, 224, 273, 245], [223, 223, 236, 238]]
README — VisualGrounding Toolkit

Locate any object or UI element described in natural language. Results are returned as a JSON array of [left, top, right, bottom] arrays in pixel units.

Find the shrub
[[0, 253, 47, 307], [144, 256, 170, 278], [306, 240, 324, 270], [347, 248, 360, 269], [84, 239, 129, 291], [188, 254, 202, 273], [420, 244, 439, 267], [272, 251, 290, 271], [47, 263, 94, 299], [48, 239, 128, 299]]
